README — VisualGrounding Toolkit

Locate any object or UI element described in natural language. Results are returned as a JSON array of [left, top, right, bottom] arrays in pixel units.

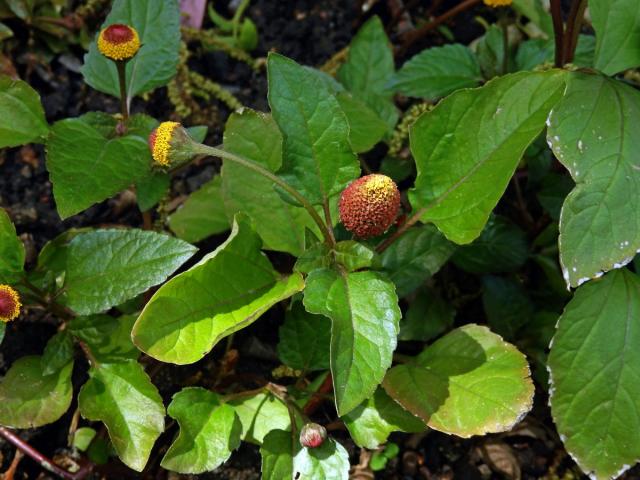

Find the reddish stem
[[0, 427, 93, 480], [303, 374, 334, 416]]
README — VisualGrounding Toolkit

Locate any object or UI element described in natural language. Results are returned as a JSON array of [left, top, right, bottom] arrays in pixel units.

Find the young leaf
[[451, 215, 528, 273], [78, 361, 165, 472], [161, 388, 241, 474], [169, 176, 230, 243], [342, 387, 426, 449], [0, 76, 48, 147], [591, 0, 640, 75], [222, 109, 316, 255], [304, 269, 401, 416], [133, 216, 304, 364], [380, 224, 455, 297], [409, 70, 566, 244], [337, 16, 397, 130], [229, 393, 295, 444], [336, 93, 388, 153], [0, 208, 25, 283], [547, 73, 640, 288], [61, 229, 196, 315], [548, 269, 640, 479], [0, 356, 73, 428], [41, 331, 75, 376], [278, 302, 331, 372], [68, 314, 139, 364], [260, 429, 350, 480], [390, 44, 482, 99], [267, 53, 359, 206], [383, 324, 534, 437], [81, 0, 181, 100], [46, 117, 152, 218]]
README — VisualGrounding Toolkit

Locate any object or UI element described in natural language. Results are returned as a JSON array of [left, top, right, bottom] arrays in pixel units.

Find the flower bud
[[299, 423, 327, 449], [0, 285, 21, 323], [483, 0, 512, 7], [339, 174, 401, 239], [97, 24, 141, 61], [149, 122, 199, 168]]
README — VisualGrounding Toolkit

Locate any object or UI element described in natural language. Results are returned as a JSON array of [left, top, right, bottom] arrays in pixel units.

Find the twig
[[398, 0, 482, 56], [3, 449, 23, 480], [0, 427, 92, 480], [550, 0, 565, 66], [303, 373, 334, 416], [563, 0, 587, 64]]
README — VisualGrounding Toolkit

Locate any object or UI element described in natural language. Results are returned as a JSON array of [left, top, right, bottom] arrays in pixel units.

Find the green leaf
[[161, 388, 241, 474], [336, 93, 388, 153], [409, 70, 566, 244], [380, 224, 455, 297], [390, 44, 481, 99], [81, 0, 181, 100], [476, 25, 512, 79], [0, 356, 73, 428], [0, 22, 13, 41], [512, 0, 554, 38], [482, 275, 533, 340], [278, 302, 330, 371], [338, 16, 397, 130], [73, 427, 97, 452], [343, 387, 425, 449], [61, 229, 196, 315], [267, 53, 359, 206], [304, 269, 400, 416], [260, 430, 350, 480], [0, 76, 48, 147], [68, 314, 139, 363], [133, 216, 304, 364], [591, 0, 640, 75], [383, 324, 534, 437], [333, 240, 376, 272], [399, 287, 455, 342], [537, 173, 574, 220], [41, 331, 74, 376], [46, 117, 152, 219], [451, 215, 528, 273], [548, 269, 640, 479], [0, 324, 5, 346], [547, 73, 640, 287], [0, 208, 24, 283], [169, 176, 230, 243], [78, 361, 165, 472], [136, 171, 170, 212], [516, 35, 595, 71], [229, 392, 294, 444], [221, 108, 315, 255]]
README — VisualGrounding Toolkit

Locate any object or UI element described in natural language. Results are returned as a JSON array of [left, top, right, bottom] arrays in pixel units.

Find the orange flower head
[[483, 0, 512, 7], [149, 122, 199, 168], [98, 24, 140, 61], [0, 285, 21, 323], [339, 174, 401, 239]]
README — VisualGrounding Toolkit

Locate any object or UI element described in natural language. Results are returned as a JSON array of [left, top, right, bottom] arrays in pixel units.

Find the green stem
[[192, 143, 335, 247], [116, 61, 128, 121]]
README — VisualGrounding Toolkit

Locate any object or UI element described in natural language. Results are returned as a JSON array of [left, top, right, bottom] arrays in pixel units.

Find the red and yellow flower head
[[0, 285, 21, 323], [149, 122, 199, 168], [98, 24, 140, 61], [339, 174, 401, 239], [483, 0, 512, 7]]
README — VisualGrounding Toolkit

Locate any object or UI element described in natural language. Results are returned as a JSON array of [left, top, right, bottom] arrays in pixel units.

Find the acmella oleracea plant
[[2, 0, 640, 479]]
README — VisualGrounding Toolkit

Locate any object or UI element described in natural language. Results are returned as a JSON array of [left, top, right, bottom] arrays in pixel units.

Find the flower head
[[299, 423, 327, 449], [149, 122, 198, 168], [98, 24, 140, 61], [0, 285, 21, 323], [339, 174, 401, 239], [483, 0, 512, 7]]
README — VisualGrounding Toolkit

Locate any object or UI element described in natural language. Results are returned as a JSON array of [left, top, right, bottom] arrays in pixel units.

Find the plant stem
[[375, 206, 426, 253], [193, 143, 335, 247], [550, 0, 565, 67], [0, 427, 93, 480], [116, 61, 128, 122], [563, 0, 587, 64], [398, 0, 482, 55]]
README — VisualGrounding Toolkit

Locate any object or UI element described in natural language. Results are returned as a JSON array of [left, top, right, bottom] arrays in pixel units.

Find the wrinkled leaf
[[400, 287, 455, 342], [41, 331, 74, 376], [0, 75, 48, 147], [278, 302, 331, 372], [68, 314, 138, 363], [229, 392, 294, 444], [591, 0, 640, 75]]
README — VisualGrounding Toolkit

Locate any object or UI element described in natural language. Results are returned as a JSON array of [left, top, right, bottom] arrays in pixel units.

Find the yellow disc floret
[[98, 24, 140, 61], [0, 285, 21, 323], [483, 0, 512, 6], [149, 122, 180, 167]]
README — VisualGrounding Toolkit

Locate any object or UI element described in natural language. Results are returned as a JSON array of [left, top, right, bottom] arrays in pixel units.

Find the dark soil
[[1, 1, 639, 479]]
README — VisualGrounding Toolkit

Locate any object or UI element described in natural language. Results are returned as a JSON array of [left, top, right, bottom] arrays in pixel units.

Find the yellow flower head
[[149, 122, 180, 167], [483, 0, 512, 6], [98, 24, 140, 61], [0, 285, 21, 323]]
